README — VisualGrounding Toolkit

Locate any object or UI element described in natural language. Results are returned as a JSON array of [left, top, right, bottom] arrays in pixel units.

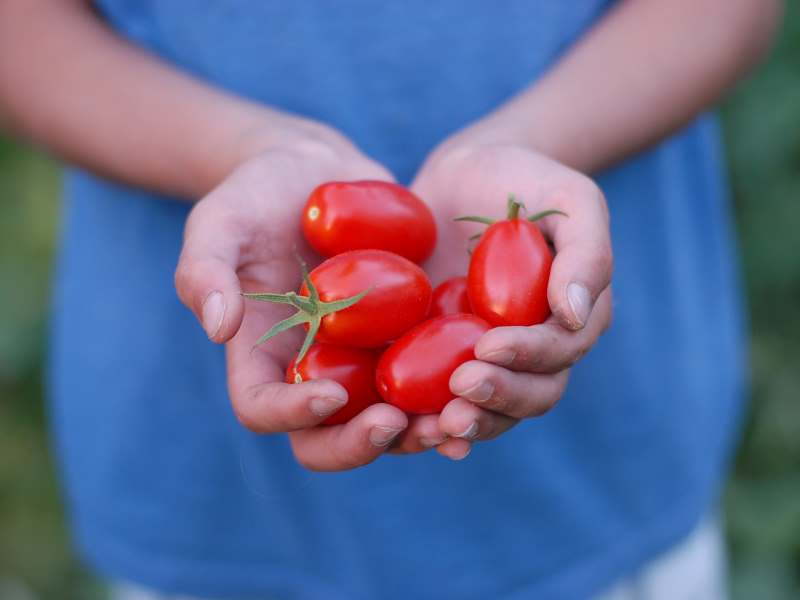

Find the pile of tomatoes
[[244, 180, 560, 425]]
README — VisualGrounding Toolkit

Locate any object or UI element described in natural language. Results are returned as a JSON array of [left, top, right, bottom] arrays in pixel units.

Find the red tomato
[[287, 344, 381, 426], [429, 276, 471, 317], [468, 219, 552, 327], [301, 180, 437, 263], [300, 249, 432, 348], [375, 314, 490, 415]]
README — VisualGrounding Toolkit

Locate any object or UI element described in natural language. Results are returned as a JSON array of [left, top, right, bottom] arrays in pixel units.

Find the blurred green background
[[1, 7, 799, 600]]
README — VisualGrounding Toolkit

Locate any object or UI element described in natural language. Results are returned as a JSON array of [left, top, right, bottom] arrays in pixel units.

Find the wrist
[[231, 107, 357, 165], [194, 101, 361, 197], [432, 94, 592, 174]]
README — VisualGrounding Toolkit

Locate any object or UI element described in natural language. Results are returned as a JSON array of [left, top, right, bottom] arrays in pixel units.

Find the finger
[[474, 288, 613, 374], [289, 403, 408, 471], [534, 177, 613, 331], [175, 201, 246, 343], [436, 438, 472, 461], [387, 414, 446, 454], [438, 397, 519, 441], [225, 301, 346, 434], [458, 173, 612, 331], [449, 360, 569, 419]]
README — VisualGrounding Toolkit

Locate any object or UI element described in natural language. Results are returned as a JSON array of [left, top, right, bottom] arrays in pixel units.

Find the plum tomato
[[287, 344, 381, 426], [429, 276, 471, 318], [302, 180, 437, 263], [461, 196, 565, 327], [375, 314, 490, 415], [300, 249, 432, 348], [243, 249, 432, 366]]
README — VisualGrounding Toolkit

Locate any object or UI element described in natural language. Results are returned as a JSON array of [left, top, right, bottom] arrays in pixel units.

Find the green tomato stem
[[241, 258, 369, 365], [453, 215, 495, 225], [527, 209, 569, 222], [506, 194, 524, 220]]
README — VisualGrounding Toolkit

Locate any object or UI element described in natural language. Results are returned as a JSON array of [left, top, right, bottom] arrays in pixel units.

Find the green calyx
[[241, 258, 368, 366], [454, 193, 568, 233]]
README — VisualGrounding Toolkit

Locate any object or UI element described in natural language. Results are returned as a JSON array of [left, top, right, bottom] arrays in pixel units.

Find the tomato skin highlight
[[375, 314, 490, 415], [429, 276, 471, 318], [302, 180, 437, 263], [287, 344, 381, 426], [300, 249, 432, 348], [467, 220, 552, 327]]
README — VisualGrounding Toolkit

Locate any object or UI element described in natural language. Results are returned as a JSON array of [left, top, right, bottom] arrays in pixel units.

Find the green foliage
[[0, 6, 798, 598], [0, 141, 103, 598], [722, 3, 800, 598]]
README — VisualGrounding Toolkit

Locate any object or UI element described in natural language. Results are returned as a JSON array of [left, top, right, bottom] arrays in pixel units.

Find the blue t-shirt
[[48, 2, 747, 599]]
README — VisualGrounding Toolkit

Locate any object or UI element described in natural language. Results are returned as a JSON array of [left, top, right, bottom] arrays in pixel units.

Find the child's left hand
[[389, 139, 614, 459]]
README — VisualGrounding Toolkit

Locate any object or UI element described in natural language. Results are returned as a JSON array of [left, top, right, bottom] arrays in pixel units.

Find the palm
[[232, 151, 397, 379], [176, 147, 411, 467], [413, 144, 546, 285]]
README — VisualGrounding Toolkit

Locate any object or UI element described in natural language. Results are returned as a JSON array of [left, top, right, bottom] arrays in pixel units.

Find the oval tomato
[[300, 249, 432, 348], [468, 219, 552, 327], [375, 314, 490, 415], [302, 180, 437, 263], [287, 344, 381, 426], [429, 276, 471, 318]]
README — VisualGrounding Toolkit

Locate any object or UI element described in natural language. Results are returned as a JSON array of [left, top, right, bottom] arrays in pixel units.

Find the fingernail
[[479, 348, 516, 366], [370, 426, 403, 447], [201, 291, 225, 339], [420, 436, 446, 448], [456, 421, 479, 440], [451, 444, 472, 461], [455, 380, 494, 403], [310, 396, 347, 417], [567, 282, 592, 329]]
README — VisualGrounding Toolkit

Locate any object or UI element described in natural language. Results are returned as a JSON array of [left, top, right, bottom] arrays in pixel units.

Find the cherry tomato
[[375, 314, 490, 414], [302, 180, 437, 263], [300, 249, 432, 348], [429, 276, 471, 318], [287, 344, 381, 426], [468, 214, 553, 327]]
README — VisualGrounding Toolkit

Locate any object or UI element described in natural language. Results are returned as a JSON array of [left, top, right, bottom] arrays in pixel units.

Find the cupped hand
[[391, 140, 613, 460], [175, 131, 409, 471]]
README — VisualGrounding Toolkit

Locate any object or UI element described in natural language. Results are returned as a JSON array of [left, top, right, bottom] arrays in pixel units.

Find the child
[[0, 1, 780, 598]]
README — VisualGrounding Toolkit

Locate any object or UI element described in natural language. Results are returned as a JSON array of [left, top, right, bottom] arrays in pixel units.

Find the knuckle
[[490, 388, 527, 419], [576, 173, 599, 195], [173, 256, 208, 307], [526, 393, 559, 418], [513, 326, 558, 371], [294, 455, 317, 471], [483, 394, 509, 415], [578, 176, 606, 211], [559, 175, 611, 225], [173, 260, 192, 302], [521, 374, 568, 418], [325, 434, 364, 471], [584, 243, 614, 285], [232, 403, 265, 433], [290, 441, 321, 472], [565, 344, 586, 368], [558, 173, 599, 204], [506, 402, 530, 420], [542, 392, 562, 414], [232, 384, 278, 434]]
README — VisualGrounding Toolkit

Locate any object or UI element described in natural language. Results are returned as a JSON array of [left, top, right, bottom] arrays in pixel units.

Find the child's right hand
[[174, 133, 409, 471]]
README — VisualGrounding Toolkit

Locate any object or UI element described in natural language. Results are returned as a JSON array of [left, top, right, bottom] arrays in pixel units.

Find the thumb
[[547, 238, 613, 331], [174, 203, 245, 343], [542, 182, 613, 331]]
